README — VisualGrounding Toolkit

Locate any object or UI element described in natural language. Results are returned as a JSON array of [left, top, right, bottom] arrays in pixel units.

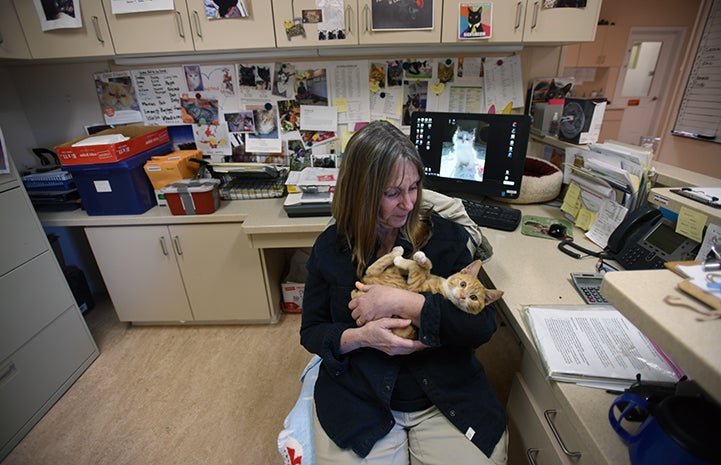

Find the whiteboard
[[672, 0, 721, 144]]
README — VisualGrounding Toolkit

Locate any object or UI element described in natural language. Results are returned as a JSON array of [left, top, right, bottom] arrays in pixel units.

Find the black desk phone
[[605, 206, 700, 270]]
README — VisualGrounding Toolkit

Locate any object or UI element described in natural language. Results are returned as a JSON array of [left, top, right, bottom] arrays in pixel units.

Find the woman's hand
[[340, 318, 427, 355], [349, 282, 425, 327]]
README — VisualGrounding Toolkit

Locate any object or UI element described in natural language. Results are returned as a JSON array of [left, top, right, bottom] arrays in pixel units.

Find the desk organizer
[[63, 143, 172, 215]]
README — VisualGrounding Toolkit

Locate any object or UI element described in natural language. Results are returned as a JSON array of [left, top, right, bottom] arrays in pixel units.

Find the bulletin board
[[671, 0, 721, 144]]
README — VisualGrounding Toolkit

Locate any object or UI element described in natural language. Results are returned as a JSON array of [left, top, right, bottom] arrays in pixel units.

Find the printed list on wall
[[672, 0, 721, 144]]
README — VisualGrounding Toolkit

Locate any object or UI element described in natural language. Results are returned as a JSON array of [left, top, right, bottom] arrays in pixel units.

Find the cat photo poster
[[93, 71, 143, 125], [458, 3, 492, 39]]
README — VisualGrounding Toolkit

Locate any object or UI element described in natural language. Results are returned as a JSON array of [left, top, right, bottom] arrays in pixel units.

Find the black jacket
[[300, 215, 506, 458]]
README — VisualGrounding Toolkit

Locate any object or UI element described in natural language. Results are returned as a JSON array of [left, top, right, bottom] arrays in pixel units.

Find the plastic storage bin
[[63, 143, 172, 215], [161, 179, 221, 215]]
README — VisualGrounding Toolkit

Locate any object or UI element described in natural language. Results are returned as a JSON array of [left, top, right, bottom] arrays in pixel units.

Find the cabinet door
[[0, 187, 47, 276], [442, 0, 524, 44], [13, 0, 113, 58], [85, 225, 194, 322], [272, 0, 358, 48], [522, 0, 601, 43], [357, 0, 441, 45], [170, 223, 270, 322], [101, 0, 193, 55], [185, 0, 275, 51], [0, 0, 31, 59]]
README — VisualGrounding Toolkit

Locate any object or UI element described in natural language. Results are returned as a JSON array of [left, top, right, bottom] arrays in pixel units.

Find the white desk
[[39, 200, 635, 465]]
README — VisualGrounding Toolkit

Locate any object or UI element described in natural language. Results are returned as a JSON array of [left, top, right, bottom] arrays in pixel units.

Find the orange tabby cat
[[352, 246, 504, 339]]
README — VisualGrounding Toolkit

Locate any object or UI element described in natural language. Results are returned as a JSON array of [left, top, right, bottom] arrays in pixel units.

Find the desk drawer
[[0, 307, 98, 458], [0, 187, 47, 277]]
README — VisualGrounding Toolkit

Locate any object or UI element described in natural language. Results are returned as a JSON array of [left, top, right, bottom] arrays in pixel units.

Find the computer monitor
[[410, 112, 531, 199]]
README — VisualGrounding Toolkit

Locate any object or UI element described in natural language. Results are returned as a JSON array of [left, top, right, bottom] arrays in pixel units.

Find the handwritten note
[[132, 68, 184, 125]]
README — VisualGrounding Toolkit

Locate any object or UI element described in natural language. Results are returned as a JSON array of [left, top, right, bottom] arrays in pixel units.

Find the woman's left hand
[[349, 281, 424, 327]]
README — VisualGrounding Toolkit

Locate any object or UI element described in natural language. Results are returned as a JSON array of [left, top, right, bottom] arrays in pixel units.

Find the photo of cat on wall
[[439, 120, 489, 181], [93, 71, 143, 125]]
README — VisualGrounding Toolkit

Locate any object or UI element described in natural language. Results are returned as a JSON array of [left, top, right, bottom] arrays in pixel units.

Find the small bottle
[[548, 112, 559, 136]]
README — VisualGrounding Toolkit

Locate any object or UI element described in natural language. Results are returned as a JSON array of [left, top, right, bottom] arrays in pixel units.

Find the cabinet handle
[[160, 236, 169, 256], [173, 235, 183, 255], [526, 448, 539, 465], [91, 16, 105, 44], [175, 10, 185, 39], [0, 361, 17, 386], [514, 2, 523, 31], [363, 4, 369, 33], [531, 1, 540, 29], [345, 5, 352, 34], [543, 410, 582, 458], [193, 10, 202, 38], [0, 30, 4, 46]]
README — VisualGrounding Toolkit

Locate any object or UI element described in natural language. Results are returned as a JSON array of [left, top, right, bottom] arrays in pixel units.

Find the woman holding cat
[[300, 120, 507, 465]]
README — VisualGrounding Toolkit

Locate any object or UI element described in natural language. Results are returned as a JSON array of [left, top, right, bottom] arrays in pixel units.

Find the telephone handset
[[604, 206, 700, 270]]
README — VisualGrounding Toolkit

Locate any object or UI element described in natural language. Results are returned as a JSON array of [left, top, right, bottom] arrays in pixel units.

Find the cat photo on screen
[[439, 120, 489, 181]]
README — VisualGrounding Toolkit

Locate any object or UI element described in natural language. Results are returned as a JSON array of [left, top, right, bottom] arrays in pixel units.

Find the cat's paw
[[413, 251, 427, 265], [391, 246, 404, 256]]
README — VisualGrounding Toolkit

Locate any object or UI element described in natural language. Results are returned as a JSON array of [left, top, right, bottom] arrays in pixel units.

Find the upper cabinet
[[103, 0, 276, 55], [13, 0, 114, 59], [272, 0, 358, 48], [0, 0, 31, 59], [521, 0, 601, 43], [564, 25, 627, 68]]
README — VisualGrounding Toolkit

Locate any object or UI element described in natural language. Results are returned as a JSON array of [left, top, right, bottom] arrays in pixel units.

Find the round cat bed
[[502, 157, 563, 204]]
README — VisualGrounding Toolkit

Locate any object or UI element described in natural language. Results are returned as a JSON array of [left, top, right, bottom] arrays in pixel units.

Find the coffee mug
[[609, 393, 720, 465]]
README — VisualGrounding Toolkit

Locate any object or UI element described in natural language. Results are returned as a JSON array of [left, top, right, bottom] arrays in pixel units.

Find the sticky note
[[676, 206, 707, 243], [575, 206, 596, 231], [333, 98, 348, 113], [561, 183, 581, 217]]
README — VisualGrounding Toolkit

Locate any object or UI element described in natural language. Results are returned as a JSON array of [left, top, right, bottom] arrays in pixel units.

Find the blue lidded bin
[[63, 143, 172, 215]]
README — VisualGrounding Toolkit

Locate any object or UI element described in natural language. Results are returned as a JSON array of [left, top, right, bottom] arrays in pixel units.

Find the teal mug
[[609, 393, 721, 465]]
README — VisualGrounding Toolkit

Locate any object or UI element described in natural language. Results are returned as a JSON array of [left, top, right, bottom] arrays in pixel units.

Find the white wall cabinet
[[0, 160, 98, 461], [521, 0, 601, 43], [103, 0, 276, 56], [85, 222, 271, 324], [13, 0, 114, 59], [0, 0, 31, 59], [564, 25, 627, 67]]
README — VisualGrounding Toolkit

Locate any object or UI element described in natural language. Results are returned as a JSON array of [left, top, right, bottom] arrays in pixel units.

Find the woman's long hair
[[332, 121, 431, 277]]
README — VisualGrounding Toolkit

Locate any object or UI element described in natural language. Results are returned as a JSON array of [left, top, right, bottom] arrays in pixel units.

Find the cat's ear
[[484, 288, 504, 306], [461, 259, 482, 277]]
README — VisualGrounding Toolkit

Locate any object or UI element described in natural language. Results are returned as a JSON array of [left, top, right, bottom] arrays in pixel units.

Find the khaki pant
[[313, 403, 508, 465]]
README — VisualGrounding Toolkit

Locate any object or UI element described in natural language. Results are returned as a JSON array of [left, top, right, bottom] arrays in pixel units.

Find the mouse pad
[[521, 215, 574, 241]]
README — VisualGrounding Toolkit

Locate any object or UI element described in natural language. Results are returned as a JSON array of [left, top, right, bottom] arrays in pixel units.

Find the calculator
[[570, 273, 609, 305]]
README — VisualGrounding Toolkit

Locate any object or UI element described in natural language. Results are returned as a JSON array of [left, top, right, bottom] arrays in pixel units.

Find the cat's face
[[468, 6, 482, 23], [445, 260, 503, 314], [453, 127, 476, 146], [101, 82, 133, 110]]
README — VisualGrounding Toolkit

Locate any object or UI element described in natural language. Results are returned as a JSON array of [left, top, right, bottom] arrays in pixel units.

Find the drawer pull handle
[[526, 448, 539, 465], [363, 4, 369, 32], [160, 236, 169, 256], [544, 409, 582, 458], [345, 5, 352, 34], [514, 2, 523, 30], [0, 362, 17, 386], [173, 236, 183, 255]]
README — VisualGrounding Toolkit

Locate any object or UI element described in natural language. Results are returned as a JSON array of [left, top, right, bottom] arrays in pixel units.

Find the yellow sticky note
[[561, 183, 581, 217], [676, 206, 707, 242], [334, 98, 348, 113], [341, 126, 354, 152], [575, 206, 597, 231]]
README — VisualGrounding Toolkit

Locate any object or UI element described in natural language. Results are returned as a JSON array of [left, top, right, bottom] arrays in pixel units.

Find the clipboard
[[671, 188, 721, 209]]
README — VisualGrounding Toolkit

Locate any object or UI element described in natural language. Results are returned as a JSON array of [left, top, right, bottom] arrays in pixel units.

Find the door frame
[[613, 27, 686, 143]]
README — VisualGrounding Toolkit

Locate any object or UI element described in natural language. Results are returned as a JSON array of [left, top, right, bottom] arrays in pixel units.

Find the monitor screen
[[410, 112, 531, 199]]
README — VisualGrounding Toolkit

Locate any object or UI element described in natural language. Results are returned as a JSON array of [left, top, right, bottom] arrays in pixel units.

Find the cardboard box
[[558, 98, 607, 145], [281, 282, 305, 313], [56, 125, 170, 166], [144, 149, 201, 205]]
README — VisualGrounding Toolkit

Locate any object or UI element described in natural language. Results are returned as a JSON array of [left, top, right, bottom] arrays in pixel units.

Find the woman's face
[[377, 159, 420, 231]]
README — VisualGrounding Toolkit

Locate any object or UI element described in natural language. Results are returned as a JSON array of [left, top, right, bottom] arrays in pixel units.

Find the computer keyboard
[[461, 198, 522, 231]]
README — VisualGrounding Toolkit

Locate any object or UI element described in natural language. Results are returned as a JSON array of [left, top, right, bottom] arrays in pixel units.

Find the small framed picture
[[459, 3, 492, 40]]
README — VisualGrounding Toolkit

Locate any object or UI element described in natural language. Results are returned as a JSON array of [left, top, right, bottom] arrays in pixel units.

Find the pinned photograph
[[204, 0, 249, 18], [180, 95, 220, 125], [459, 3, 492, 39], [33, 0, 82, 31], [371, 0, 434, 31], [94, 71, 143, 125]]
